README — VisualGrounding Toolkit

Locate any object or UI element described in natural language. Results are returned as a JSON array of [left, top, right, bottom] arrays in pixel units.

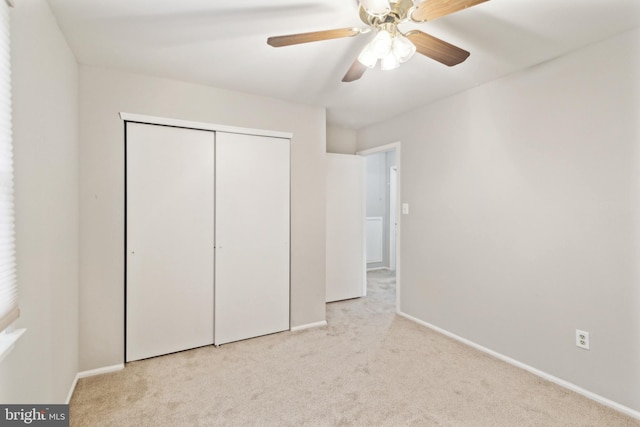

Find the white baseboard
[[398, 312, 640, 421], [291, 320, 328, 332], [65, 374, 79, 404], [66, 364, 125, 404], [78, 363, 125, 379]]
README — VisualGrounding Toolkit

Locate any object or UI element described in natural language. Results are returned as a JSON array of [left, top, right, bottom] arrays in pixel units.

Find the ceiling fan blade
[[342, 59, 368, 82], [411, 0, 489, 22], [405, 30, 470, 66], [267, 28, 361, 47]]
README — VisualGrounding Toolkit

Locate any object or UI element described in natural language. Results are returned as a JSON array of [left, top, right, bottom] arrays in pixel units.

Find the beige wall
[[0, 0, 79, 403], [357, 28, 640, 411], [79, 66, 327, 370], [326, 125, 357, 154]]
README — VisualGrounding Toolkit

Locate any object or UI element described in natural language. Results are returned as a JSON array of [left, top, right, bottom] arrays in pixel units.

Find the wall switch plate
[[402, 203, 409, 215], [576, 329, 590, 350]]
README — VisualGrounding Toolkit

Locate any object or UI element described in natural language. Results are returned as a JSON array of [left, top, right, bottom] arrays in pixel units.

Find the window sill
[[0, 328, 25, 364]]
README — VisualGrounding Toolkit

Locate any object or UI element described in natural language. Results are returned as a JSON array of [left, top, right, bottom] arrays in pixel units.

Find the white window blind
[[0, 0, 17, 333]]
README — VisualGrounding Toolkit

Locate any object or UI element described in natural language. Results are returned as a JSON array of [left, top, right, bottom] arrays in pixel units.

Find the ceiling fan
[[267, 0, 488, 82]]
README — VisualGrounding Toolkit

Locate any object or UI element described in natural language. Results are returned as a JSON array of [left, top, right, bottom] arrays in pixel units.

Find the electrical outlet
[[576, 329, 590, 350]]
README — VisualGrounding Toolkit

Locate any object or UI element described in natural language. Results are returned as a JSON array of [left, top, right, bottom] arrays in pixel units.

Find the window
[[0, 0, 17, 335]]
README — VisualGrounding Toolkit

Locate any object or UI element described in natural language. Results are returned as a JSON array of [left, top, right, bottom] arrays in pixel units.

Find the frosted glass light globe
[[392, 33, 416, 63], [370, 30, 392, 58], [357, 44, 378, 68]]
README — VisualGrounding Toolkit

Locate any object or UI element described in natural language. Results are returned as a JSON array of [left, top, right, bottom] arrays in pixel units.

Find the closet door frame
[[121, 113, 292, 139]]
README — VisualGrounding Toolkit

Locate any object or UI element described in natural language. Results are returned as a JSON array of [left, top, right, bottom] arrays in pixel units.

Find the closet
[[124, 115, 290, 362]]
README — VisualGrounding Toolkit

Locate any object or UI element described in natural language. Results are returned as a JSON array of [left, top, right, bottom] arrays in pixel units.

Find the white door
[[389, 166, 397, 271], [214, 132, 290, 345], [126, 123, 215, 362], [326, 154, 365, 302]]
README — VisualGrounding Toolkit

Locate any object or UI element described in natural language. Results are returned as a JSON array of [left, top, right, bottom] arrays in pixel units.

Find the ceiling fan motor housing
[[359, 0, 414, 27]]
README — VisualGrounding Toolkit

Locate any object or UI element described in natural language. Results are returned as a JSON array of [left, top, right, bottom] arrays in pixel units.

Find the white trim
[[398, 311, 640, 420], [77, 364, 125, 379], [119, 113, 293, 140], [357, 142, 402, 314], [66, 364, 125, 404], [389, 166, 397, 271], [0, 328, 25, 364], [361, 157, 367, 296], [356, 142, 401, 157], [290, 321, 328, 332], [65, 374, 79, 404]]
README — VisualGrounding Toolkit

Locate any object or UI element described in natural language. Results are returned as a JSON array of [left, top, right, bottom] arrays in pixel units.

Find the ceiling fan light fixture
[[359, 0, 391, 17], [359, 26, 414, 71], [267, 0, 484, 82]]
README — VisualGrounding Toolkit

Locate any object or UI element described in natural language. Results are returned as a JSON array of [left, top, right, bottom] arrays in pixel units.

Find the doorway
[[358, 143, 401, 313]]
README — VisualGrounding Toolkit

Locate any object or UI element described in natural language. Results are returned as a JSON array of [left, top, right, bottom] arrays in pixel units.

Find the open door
[[326, 154, 365, 302]]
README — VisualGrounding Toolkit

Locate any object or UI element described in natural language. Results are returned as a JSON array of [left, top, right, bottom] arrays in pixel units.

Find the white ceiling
[[47, 0, 640, 129]]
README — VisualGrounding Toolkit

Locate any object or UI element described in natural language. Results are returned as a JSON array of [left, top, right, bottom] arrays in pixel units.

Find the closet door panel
[[126, 123, 214, 361], [215, 132, 290, 345]]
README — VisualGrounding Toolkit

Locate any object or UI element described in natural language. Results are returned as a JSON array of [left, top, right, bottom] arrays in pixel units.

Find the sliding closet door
[[126, 123, 214, 361], [215, 132, 290, 345]]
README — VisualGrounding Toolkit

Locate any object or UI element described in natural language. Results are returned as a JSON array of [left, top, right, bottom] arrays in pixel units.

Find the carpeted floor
[[70, 270, 639, 426]]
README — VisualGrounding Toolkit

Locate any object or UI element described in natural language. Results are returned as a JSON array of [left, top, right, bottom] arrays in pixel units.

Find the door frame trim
[[357, 142, 402, 314], [389, 166, 398, 271], [120, 112, 292, 140]]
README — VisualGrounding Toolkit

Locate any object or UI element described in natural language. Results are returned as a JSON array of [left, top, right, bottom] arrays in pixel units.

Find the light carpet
[[70, 270, 639, 426]]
